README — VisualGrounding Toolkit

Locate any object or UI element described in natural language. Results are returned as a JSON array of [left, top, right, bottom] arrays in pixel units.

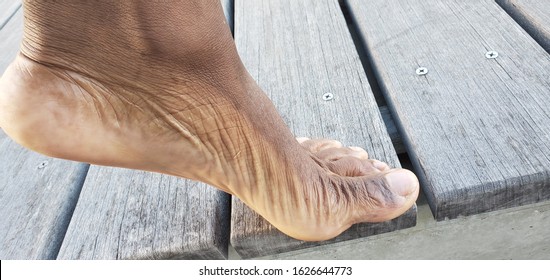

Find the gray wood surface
[[0, 0, 20, 30], [0, 5, 90, 260], [497, 0, 550, 53], [57, 167, 230, 259], [0, 130, 89, 259], [379, 105, 405, 154], [347, 0, 550, 220], [231, 0, 416, 259], [0, 4, 21, 74]]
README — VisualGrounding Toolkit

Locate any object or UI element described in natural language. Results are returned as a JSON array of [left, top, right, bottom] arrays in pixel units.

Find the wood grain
[[347, 0, 550, 220], [0, 131, 89, 259], [57, 167, 230, 259], [0, 0, 20, 30], [231, 0, 416, 259], [497, 0, 550, 53], [379, 105, 405, 154], [0, 5, 21, 74], [0, 130, 89, 259]]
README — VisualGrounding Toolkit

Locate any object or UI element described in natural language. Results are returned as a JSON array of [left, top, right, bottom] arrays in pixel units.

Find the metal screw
[[38, 161, 48, 169], [485, 51, 498, 59], [322, 92, 334, 101], [416, 67, 428, 76]]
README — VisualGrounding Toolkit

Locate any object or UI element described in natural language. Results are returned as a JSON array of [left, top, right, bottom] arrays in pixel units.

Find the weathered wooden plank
[[231, 0, 416, 259], [496, 0, 550, 53], [379, 105, 405, 154], [0, 6, 90, 260], [57, 167, 230, 259], [0, 5, 21, 74], [0, 0, 21, 30], [347, 0, 550, 220], [0, 131, 89, 259]]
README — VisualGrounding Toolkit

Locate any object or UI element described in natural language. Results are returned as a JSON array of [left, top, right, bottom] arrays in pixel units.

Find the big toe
[[384, 169, 419, 198], [346, 168, 419, 224]]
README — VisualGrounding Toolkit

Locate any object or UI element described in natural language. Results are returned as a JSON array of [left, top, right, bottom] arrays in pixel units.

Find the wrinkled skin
[[0, 0, 419, 241]]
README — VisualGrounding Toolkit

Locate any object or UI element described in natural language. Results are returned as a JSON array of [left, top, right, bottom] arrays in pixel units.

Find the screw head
[[322, 92, 334, 101], [416, 67, 428, 75], [485, 51, 498, 59]]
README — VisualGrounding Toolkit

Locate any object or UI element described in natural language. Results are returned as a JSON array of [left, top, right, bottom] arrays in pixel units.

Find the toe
[[371, 159, 390, 171], [300, 138, 343, 153], [315, 147, 369, 161], [349, 146, 368, 156], [383, 169, 419, 197], [343, 168, 419, 224], [327, 157, 383, 176]]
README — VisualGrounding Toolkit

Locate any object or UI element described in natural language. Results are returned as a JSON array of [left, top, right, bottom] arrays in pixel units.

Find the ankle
[[21, 1, 239, 78]]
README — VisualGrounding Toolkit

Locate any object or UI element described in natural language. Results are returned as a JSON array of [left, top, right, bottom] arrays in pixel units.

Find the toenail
[[384, 170, 417, 197], [296, 137, 310, 143]]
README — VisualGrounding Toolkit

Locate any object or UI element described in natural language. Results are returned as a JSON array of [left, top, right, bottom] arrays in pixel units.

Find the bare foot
[[0, 0, 419, 241]]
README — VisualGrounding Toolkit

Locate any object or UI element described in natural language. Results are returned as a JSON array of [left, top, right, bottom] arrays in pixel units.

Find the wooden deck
[[1, 0, 549, 259]]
